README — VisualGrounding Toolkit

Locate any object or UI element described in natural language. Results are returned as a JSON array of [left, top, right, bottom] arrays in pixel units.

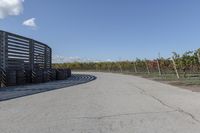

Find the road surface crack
[[176, 107, 200, 123], [133, 85, 200, 124], [73, 110, 176, 120]]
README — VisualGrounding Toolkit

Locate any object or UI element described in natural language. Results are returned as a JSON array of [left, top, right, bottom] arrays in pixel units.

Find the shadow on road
[[0, 74, 96, 102]]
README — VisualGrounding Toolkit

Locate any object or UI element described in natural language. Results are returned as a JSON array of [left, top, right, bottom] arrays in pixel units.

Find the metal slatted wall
[[0, 30, 52, 87]]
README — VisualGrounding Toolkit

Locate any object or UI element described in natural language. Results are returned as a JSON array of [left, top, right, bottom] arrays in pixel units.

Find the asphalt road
[[0, 72, 200, 133]]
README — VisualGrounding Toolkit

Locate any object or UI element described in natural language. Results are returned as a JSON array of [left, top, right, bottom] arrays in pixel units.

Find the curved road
[[1, 72, 200, 133]]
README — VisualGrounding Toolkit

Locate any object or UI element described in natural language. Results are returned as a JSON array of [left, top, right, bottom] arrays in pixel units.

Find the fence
[[0, 30, 71, 87]]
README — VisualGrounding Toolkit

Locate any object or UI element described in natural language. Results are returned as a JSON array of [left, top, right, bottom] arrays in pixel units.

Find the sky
[[1, 0, 200, 62]]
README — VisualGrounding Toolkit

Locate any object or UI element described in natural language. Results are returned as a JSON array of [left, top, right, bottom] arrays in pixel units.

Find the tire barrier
[[16, 70, 26, 85], [55, 69, 72, 80], [6, 71, 17, 86], [2, 69, 72, 87], [66, 68, 72, 77], [0, 69, 7, 88], [1, 69, 73, 87], [56, 70, 67, 80], [0, 74, 96, 101], [50, 69, 57, 81], [32, 70, 44, 84]]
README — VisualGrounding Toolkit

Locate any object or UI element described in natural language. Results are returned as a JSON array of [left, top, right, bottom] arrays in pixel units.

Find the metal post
[[0, 31, 2, 87], [50, 48, 52, 69], [1, 32, 8, 87], [29, 40, 34, 83], [44, 46, 47, 70], [29, 39, 34, 71]]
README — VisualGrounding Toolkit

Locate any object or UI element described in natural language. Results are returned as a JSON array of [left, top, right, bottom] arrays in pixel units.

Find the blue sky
[[1, 0, 200, 61]]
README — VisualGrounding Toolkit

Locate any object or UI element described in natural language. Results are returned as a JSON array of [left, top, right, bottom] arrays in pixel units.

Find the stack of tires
[[6, 70, 16, 86], [32, 70, 43, 83], [43, 70, 51, 82], [56, 69, 67, 80], [25, 70, 32, 83], [66, 68, 72, 77], [50, 69, 57, 81], [4, 68, 71, 87], [16, 70, 26, 85]]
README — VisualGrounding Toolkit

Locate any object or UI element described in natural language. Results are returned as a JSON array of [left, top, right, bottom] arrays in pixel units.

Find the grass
[[120, 71, 200, 89], [73, 70, 200, 90]]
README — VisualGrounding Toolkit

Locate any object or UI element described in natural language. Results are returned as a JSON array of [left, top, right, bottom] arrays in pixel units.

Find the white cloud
[[0, 0, 24, 19], [22, 18, 37, 28]]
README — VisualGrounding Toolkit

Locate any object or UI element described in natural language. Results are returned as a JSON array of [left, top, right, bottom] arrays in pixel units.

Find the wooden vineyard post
[[99, 64, 101, 72], [157, 59, 162, 76], [134, 61, 138, 73], [107, 63, 111, 72], [145, 59, 150, 74], [197, 51, 200, 78], [118, 63, 123, 73], [171, 57, 180, 79], [96, 64, 99, 72], [110, 63, 113, 72], [197, 51, 200, 63], [95, 64, 97, 71]]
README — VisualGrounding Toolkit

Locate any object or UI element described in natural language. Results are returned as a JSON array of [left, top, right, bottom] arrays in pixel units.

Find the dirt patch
[[154, 79, 200, 92], [120, 72, 200, 92]]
